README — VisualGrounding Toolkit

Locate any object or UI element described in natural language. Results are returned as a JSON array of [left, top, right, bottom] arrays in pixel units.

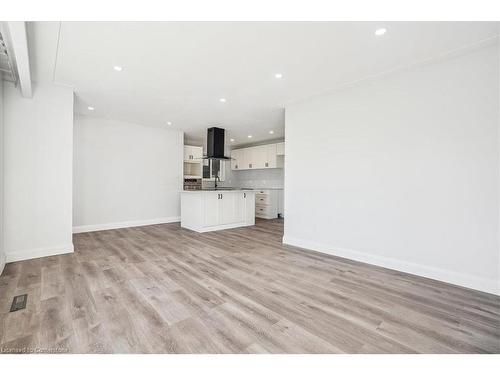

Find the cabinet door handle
[[220, 194, 223, 199], [244, 193, 246, 198]]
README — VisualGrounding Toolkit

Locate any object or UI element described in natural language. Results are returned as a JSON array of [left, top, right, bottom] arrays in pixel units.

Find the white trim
[[5, 22, 32, 98], [182, 221, 252, 233], [73, 216, 181, 233], [0, 252, 6, 275], [5, 243, 74, 263], [282, 236, 500, 296]]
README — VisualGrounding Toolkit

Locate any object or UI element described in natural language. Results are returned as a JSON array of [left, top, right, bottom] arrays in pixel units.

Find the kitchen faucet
[[214, 172, 220, 189]]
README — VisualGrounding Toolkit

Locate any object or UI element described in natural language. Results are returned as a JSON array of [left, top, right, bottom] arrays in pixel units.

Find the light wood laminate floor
[[0, 219, 499, 353]]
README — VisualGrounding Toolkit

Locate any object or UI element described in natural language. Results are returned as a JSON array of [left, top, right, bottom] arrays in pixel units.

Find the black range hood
[[204, 127, 231, 160]]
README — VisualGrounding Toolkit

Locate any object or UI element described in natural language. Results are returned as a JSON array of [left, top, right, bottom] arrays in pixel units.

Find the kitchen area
[[181, 127, 284, 233]]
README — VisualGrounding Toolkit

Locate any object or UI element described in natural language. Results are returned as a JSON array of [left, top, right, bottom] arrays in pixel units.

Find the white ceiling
[[28, 22, 499, 146]]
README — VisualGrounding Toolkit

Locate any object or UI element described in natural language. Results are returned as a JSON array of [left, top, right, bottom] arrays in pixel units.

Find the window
[[203, 159, 225, 181]]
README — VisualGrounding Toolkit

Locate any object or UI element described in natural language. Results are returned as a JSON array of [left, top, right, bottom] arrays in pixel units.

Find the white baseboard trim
[[0, 251, 6, 275], [6, 243, 74, 263], [73, 216, 181, 234], [182, 221, 254, 233], [282, 236, 500, 296]]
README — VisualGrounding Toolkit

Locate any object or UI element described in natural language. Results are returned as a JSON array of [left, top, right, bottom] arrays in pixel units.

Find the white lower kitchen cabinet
[[181, 190, 255, 232], [254, 189, 283, 219]]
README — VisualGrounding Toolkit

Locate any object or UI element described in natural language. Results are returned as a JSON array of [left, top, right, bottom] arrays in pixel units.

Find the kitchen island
[[181, 189, 255, 232]]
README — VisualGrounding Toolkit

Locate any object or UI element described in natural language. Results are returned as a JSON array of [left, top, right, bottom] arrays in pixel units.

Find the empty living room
[[0, 1, 499, 374]]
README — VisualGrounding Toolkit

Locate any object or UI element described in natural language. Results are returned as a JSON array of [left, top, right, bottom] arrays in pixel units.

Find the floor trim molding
[[6, 243, 74, 263], [73, 216, 181, 234], [282, 235, 500, 296], [0, 251, 6, 275]]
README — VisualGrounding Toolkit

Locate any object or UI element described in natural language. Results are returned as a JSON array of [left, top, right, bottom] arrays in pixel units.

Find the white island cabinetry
[[181, 190, 255, 232]]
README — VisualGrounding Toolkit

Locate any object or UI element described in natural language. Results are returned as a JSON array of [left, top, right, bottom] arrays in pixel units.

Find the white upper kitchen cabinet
[[230, 141, 284, 171], [265, 144, 277, 168], [252, 145, 267, 169], [184, 145, 203, 178], [243, 147, 255, 169], [276, 142, 285, 156], [184, 145, 203, 162], [230, 148, 245, 170]]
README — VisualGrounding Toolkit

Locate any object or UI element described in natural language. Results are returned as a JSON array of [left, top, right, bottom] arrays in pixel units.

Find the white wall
[[284, 44, 500, 295], [3, 82, 74, 262], [0, 78, 5, 273], [73, 116, 183, 232]]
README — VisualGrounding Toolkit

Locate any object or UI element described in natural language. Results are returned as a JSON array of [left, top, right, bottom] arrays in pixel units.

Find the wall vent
[[10, 294, 28, 312]]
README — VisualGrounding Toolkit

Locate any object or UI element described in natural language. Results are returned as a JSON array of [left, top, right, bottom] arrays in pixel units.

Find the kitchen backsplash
[[199, 160, 284, 189], [231, 168, 284, 189]]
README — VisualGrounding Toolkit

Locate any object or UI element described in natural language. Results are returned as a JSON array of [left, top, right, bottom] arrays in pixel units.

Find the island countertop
[[181, 189, 255, 193]]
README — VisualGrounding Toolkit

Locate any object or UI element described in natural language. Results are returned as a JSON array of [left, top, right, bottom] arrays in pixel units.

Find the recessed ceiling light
[[230, 138, 235, 142], [375, 28, 387, 36], [269, 130, 274, 134], [247, 135, 252, 138], [87, 106, 95, 111], [274, 73, 283, 79], [219, 98, 227, 103], [166, 121, 172, 125], [113, 66, 123, 71]]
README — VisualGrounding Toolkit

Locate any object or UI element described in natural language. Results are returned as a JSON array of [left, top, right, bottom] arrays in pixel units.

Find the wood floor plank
[[0, 218, 498, 353], [93, 286, 149, 353]]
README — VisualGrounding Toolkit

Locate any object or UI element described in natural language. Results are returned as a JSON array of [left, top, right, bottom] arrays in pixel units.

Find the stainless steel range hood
[[203, 127, 232, 160]]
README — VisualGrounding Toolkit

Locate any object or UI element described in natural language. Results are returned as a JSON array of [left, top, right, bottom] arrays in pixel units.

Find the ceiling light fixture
[[230, 138, 235, 142], [275, 73, 283, 79], [166, 121, 172, 125], [87, 106, 95, 111], [113, 66, 123, 71], [247, 135, 252, 138], [219, 98, 227, 103], [269, 130, 274, 134], [375, 28, 387, 36]]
